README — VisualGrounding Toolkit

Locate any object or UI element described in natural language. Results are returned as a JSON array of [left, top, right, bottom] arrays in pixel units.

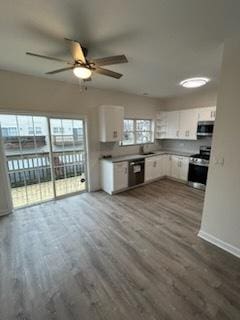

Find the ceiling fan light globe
[[73, 66, 92, 79]]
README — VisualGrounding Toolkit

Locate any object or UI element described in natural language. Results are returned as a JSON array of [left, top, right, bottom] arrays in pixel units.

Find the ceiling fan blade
[[94, 67, 123, 79], [45, 67, 74, 75], [91, 55, 128, 66], [65, 38, 86, 63], [26, 52, 73, 64]]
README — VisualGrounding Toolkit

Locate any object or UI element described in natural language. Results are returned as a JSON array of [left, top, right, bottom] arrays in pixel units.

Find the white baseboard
[[0, 209, 12, 217], [198, 230, 240, 258]]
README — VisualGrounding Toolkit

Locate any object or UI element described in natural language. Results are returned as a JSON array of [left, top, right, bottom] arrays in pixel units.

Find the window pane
[[136, 131, 152, 144], [122, 132, 135, 145], [124, 119, 134, 131], [136, 120, 151, 131]]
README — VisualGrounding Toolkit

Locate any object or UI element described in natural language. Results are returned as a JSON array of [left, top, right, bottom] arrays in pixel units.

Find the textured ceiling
[[0, 0, 240, 97]]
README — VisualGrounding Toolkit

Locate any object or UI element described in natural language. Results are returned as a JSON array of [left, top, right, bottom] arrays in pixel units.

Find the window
[[121, 119, 154, 146], [35, 127, 42, 134], [28, 126, 42, 135], [28, 127, 34, 134], [1, 127, 17, 137], [53, 127, 64, 134]]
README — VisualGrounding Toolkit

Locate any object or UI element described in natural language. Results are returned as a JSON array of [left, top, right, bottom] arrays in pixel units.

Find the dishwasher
[[128, 158, 145, 187]]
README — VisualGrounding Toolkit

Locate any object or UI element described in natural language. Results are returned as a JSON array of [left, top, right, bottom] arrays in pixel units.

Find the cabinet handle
[[185, 130, 188, 137], [124, 167, 128, 174], [113, 131, 118, 138]]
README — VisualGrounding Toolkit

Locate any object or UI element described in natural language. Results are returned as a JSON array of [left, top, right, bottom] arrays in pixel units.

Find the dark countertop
[[101, 150, 193, 163]]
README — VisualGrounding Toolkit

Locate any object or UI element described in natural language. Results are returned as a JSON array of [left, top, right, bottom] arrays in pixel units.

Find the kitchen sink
[[142, 152, 155, 155]]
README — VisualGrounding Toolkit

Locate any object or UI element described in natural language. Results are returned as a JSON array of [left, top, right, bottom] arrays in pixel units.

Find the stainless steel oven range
[[188, 146, 211, 190]]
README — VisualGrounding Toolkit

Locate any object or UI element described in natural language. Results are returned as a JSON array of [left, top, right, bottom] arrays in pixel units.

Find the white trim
[[0, 107, 88, 120], [0, 208, 13, 216], [198, 230, 240, 258]]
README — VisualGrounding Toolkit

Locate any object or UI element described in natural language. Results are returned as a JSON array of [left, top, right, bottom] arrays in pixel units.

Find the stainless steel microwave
[[197, 121, 214, 137]]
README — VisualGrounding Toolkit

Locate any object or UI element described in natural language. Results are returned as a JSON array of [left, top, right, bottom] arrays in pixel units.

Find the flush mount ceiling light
[[180, 77, 209, 88], [73, 66, 92, 79]]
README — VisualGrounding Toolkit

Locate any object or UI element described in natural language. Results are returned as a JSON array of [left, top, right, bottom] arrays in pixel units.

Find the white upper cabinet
[[99, 105, 124, 142], [166, 111, 180, 139], [155, 106, 216, 140], [179, 109, 198, 140], [198, 106, 216, 121]]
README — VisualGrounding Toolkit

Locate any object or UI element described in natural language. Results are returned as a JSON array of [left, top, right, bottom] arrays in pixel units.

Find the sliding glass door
[[0, 114, 87, 208], [50, 118, 86, 197]]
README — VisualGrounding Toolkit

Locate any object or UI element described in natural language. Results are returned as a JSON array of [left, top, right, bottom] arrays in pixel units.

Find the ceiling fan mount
[[26, 38, 128, 81]]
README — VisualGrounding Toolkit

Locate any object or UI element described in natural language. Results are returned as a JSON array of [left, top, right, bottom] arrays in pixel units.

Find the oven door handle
[[189, 161, 208, 167]]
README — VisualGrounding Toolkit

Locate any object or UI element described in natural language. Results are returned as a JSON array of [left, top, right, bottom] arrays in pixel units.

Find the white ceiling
[[0, 0, 240, 98]]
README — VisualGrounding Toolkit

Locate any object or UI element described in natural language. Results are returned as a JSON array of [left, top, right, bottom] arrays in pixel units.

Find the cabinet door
[[198, 106, 216, 121], [113, 161, 128, 191], [170, 156, 180, 179], [163, 154, 172, 176], [145, 157, 154, 181], [99, 106, 124, 142], [166, 111, 180, 139], [179, 109, 198, 140], [155, 155, 164, 178], [178, 157, 189, 181]]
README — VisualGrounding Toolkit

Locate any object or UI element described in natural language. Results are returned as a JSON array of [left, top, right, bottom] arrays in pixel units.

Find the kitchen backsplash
[[159, 137, 212, 153], [100, 141, 159, 158], [100, 137, 212, 159]]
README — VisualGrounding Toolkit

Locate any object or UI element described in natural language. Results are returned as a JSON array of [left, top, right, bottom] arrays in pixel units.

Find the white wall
[[161, 87, 217, 110], [199, 38, 240, 257], [0, 70, 160, 191]]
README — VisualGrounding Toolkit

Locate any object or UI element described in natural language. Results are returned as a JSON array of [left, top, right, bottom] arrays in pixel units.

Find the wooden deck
[[11, 176, 86, 207]]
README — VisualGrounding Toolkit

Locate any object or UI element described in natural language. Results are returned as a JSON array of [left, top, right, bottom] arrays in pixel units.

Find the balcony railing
[[52, 135, 84, 146], [3, 135, 46, 149], [6, 151, 85, 188]]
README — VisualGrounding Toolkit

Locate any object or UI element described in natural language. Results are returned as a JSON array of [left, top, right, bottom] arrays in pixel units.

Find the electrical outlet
[[214, 156, 224, 166]]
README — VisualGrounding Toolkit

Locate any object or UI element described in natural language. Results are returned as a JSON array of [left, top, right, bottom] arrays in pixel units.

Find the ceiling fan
[[26, 38, 128, 81]]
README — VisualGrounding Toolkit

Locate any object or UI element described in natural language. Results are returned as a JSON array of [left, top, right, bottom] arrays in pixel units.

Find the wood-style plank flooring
[[0, 179, 240, 320]]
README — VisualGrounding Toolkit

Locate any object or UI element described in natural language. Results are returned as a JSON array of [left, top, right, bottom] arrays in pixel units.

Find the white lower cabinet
[[101, 160, 128, 194], [170, 155, 180, 179], [145, 157, 154, 182], [113, 162, 128, 191], [170, 155, 189, 181], [163, 154, 172, 176], [145, 155, 164, 182], [101, 154, 190, 195], [145, 154, 189, 182]]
